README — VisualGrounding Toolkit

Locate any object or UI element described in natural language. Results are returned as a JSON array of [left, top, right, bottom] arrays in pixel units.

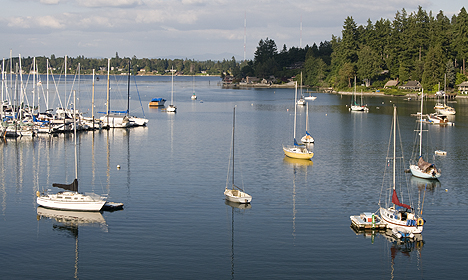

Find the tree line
[[237, 6, 468, 92], [4, 53, 240, 76], [4, 6, 467, 92]]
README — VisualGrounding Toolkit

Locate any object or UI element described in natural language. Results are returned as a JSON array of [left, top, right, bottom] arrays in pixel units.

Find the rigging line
[[132, 75, 146, 118]]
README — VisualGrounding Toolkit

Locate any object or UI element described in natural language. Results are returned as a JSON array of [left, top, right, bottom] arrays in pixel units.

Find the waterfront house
[[457, 81, 468, 94], [398, 80, 422, 91]]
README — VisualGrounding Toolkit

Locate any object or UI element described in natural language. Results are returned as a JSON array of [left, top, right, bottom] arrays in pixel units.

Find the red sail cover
[[392, 189, 411, 209]]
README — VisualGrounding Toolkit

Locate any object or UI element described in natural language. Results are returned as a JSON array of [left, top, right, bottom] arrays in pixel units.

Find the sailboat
[[224, 106, 252, 204], [283, 82, 314, 160], [100, 58, 131, 128], [301, 102, 314, 144], [409, 90, 441, 179], [37, 91, 107, 211], [126, 61, 148, 126], [191, 75, 197, 100], [167, 67, 177, 113], [434, 76, 455, 115], [379, 105, 424, 237], [296, 72, 306, 105], [350, 76, 368, 111]]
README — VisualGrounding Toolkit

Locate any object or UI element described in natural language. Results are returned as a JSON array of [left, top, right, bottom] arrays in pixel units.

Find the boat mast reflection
[[225, 199, 251, 279], [37, 207, 107, 279]]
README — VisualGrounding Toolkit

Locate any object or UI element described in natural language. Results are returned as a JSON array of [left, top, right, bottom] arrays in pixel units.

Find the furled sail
[[392, 189, 411, 209], [53, 179, 78, 192], [418, 156, 437, 173]]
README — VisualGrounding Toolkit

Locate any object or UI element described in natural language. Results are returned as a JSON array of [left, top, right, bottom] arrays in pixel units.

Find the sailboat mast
[[127, 61, 130, 115], [419, 89, 423, 157], [232, 106, 235, 188], [306, 102, 309, 132], [293, 81, 297, 140], [92, 69, 95, 126], [106, 58, 110, 115], [393, 105, 396, 191], [171, 66, 174, 104], [73, 90, 78, 180]]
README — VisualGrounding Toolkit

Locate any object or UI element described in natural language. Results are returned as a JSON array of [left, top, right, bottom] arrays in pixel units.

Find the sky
[[0, 0, 466, 61]]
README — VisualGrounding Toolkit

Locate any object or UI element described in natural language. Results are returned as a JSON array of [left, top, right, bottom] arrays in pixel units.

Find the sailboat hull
[[37, 192, 106, 211], [224, 189, 252, 204], [409, 164, 441, 179], [379, 207, 423, 234], [283, 146, 313, 159]]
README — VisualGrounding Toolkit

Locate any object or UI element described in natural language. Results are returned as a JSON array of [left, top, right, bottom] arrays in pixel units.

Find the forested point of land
[[5, 6, 468, 93]]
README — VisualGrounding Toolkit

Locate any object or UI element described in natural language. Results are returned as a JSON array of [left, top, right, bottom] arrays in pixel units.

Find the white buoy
[[117, 165, 121, 170]]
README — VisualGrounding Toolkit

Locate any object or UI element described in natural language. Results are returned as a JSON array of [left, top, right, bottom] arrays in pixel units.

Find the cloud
[[76, 0, 143, 8], [40, 0, 62, 4]]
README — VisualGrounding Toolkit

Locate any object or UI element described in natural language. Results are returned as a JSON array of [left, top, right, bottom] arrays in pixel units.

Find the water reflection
[[225, 197, 251, 280], [282, 156, 314, 167], [410, 176, 441, 193], [351, 226, 424, 279], [36, 207, 107, 279]]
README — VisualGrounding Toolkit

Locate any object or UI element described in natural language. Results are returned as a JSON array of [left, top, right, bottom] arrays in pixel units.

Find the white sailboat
[[379, 105, 424, 237], [350, 76, 368, 111], [409, 90, 441, 179], [301, 102, 314, 144], [224, 106, 252, 204], [100, 58, 131, 128], [283, 82, 314, 160], [434, 76, 455, 115], [37, 91, 107, 211], [126, 61, 148, 126], [191, 75, 197, 100], [296, 72, 306, 106], [167, 67, 177, 113]]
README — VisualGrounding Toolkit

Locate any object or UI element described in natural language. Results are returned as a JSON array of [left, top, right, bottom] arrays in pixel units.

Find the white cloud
[[76, 0, 143, 8], [37, 15, 65, 28], [40, 0, 62, 4]]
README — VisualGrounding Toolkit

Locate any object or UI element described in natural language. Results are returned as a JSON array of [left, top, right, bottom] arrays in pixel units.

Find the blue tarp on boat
[[150, 98, 166, 102]]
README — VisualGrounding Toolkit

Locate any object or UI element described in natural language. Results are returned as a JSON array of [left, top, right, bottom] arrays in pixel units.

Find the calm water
[[2, 76, 468, 279]]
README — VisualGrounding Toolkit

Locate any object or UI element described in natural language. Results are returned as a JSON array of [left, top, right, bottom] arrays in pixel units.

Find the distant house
[[398, 80, 422, 91], [457, 81, 468, 94], [246, 76, 260, 84], [384, 79, 399, 88]]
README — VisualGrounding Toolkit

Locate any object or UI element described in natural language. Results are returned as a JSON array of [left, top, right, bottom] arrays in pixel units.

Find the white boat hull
[[167, 105, 177, 113], [379, 207, 423, 234], [409, 164, 441, 179], [37, 192, 106, 211], [100, 115, 131, 128], [350, 105, 368, 111], [224, 189, 252, 204], [304, 96, 317, 100], [301, 135, 314, 144]]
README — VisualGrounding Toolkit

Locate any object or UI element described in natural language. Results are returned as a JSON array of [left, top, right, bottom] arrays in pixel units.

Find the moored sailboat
[[379, 105, 424, 236], [301, 102, 314, 144], [283, 82, 313, 160], [167, 67, 177, 113], [409, 90, 441, 179], [224, 106, 252, 204], [37, 91, 107, 211]]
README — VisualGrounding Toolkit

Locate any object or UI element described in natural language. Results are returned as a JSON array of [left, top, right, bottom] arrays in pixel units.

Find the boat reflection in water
[[410, 175, 441, 192], [283, 156, 314, 167], [225, 195, 251, 280], [225, 199, 252, 210], [36, 207, 108, 279], [350, 226, 424, 278]]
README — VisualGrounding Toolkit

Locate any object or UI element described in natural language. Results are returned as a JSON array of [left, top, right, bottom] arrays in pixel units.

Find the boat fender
[[417, 218, 424, 226]]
